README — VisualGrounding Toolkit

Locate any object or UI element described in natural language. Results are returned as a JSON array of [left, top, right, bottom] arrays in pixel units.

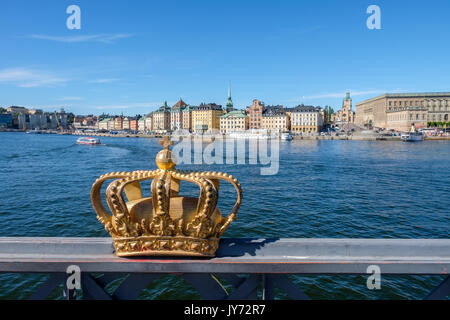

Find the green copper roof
[[220, 110, 246, 118]]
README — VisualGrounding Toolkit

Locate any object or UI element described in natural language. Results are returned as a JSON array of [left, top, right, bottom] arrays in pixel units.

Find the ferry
[[76, 137, 101, 145], [401, 124, 424, 142]]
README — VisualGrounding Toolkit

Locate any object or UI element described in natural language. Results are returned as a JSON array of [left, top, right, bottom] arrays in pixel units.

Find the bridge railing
[[0, 237, 449, 300]]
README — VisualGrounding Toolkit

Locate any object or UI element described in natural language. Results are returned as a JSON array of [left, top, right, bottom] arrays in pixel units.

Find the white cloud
[[0, 68, 68, 87], [57, 96, 83, 101], [89, 78, 120, 84], [29, 33, 133, 44]]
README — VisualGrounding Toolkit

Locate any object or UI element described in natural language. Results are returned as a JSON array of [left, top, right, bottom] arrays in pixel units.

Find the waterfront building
[[220, 110, 249, 134], [107, 118, 115, 130], [145, 114, 153, 131], [6, 106, 28, 114], [98, 118, 111, 130], [170, 98, 188, 131], [290, 105, 324, 133], [152, 102, 171, 132], [0, 114, 13, 128], [248, 99, 265, 129], [355, 92, 450, 131], [192, 103, 224, 133], [73, 116, 85, 129], [334, 92, 355, 125], [138, 117, 146, 132], [122, 117, 130, 131], [129, 118, 139, 131], [182, 106, 194, 131], [74, 115, 97, 129], [261, 109, 290, 133], [13, 108, 68, 130], [114, 116, 123, 130]]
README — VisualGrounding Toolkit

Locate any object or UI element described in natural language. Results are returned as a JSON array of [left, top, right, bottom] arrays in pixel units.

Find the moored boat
[[401, 124, 424, 142], [76, 137, 101, 145], [281, 132, 293, 141]]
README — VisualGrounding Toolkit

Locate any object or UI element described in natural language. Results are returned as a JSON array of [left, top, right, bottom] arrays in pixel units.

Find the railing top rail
[[0, 237, 449, 274]]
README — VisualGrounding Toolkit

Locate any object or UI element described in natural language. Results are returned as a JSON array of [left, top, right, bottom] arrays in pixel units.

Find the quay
[[0, 237, 449, 300]]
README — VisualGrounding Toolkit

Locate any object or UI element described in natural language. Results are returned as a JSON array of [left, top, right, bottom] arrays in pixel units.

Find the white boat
[[401, 132, 423, 142], [77, 137, 101, 145], [401, 124, 424, 142], [280, 132, 292, 141], [26, 129, 42, 134]]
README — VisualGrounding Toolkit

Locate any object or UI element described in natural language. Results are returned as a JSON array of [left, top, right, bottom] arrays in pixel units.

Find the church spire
[[226, 81, 233, 112]]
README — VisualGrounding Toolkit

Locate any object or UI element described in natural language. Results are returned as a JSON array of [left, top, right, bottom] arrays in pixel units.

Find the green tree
[[0, 107, 6, 113]]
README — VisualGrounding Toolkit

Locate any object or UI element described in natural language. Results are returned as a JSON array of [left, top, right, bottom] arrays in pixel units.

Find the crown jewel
[[91, 136, 242, 257]]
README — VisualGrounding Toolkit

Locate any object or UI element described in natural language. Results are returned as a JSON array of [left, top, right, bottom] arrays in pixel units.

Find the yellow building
[[220, 110, 249, 134], [355, 92, 450, 131], [261, 111, 290, 133], [290, 106, 324, 133], [192, 103, 224, 133]]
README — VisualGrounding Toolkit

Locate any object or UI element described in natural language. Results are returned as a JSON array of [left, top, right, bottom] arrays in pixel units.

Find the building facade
[[170, 98, 188, 131], [129, 118, 139, 131], [114, 116, 123, 130], [261, 110, 290, 133], [98, 118, 111, 130], [192, 103, 224, 133], [220, 110, 248, 134], [145, 114, 153, 132], [355, 92, 450, 131], [152, 102, 171, 132], [248, 99, 264, 129], [182, 106, 194, 131], [334, 92, 355, 124], [290, 106, 324, 133]]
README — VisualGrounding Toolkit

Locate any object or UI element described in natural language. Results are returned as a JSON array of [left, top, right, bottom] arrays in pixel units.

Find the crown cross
[[159, 136, 173, 150]]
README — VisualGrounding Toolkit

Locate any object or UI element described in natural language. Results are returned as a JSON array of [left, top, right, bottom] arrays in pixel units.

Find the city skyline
[[1, 1, 450, 115]]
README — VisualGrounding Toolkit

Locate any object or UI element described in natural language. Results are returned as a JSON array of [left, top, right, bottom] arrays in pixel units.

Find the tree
[[324, 105, 335, 123], [0, 107, 6, 114]]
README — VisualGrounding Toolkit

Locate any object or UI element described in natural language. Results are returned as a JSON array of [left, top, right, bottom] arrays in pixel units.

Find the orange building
[[248, 99, 264, 129]]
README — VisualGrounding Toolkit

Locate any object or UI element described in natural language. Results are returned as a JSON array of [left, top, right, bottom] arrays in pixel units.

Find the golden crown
[[90, 137, 242, 257]]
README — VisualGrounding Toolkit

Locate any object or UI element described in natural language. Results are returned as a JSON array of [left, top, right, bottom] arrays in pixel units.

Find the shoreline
[[1, 129, 449, 141]]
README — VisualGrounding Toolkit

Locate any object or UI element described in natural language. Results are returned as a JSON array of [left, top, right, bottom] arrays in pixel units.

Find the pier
[[0, 237, 449, 300]]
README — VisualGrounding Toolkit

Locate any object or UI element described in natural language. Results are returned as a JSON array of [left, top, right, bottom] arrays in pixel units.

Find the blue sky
[[1, 0, 450, 115]]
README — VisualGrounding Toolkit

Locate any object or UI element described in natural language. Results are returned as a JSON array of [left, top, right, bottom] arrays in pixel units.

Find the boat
[[76, 137, 101, 145], [401, 124, 424, 142], [26, 129, 42, 134], [401, 132, 424, 142], [280, 132, 293, 141]]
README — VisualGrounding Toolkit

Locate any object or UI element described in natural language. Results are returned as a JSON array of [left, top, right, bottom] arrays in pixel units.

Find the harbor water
[[0, 132, 449, 299]]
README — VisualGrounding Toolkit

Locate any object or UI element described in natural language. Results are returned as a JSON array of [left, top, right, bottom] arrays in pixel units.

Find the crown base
[[113, 236, 220, 257]]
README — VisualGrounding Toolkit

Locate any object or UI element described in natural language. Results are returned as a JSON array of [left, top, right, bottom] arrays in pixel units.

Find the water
[[0, 132, 449, 299]]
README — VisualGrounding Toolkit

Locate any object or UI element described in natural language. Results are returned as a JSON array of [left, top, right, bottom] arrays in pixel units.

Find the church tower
[[342, 92, 354, 123], [226, 82, 234, 113]]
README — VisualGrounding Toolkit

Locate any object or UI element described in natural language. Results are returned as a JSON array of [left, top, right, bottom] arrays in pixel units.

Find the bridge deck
[[0, 237, 449, 274]]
